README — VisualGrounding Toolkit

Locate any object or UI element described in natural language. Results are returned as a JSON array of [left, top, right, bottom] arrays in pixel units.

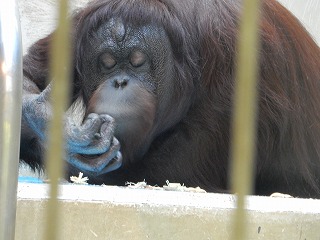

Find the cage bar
[[0, 0, 23, 239]]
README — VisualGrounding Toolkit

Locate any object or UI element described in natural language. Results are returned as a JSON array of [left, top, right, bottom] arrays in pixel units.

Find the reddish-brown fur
[[21, 0, 320, 198]]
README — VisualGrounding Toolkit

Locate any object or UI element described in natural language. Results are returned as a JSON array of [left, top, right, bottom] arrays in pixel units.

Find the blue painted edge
[[18, 176, 43, 183]]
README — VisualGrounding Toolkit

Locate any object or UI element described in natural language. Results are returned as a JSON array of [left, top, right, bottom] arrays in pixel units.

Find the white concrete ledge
[[16, 183, 320, 240]]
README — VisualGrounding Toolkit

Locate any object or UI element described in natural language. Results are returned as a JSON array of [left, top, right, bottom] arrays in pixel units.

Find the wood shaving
[[124, 180, 206, 193], [125, 180, 148, 189], [70, 172, 89, 184], [270, 192, 293, 198], [163, 180, 207, 193]]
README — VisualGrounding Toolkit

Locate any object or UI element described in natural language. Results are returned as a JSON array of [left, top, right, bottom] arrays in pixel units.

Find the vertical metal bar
[[0, 0, 23, 239], [44, 0, 71, 239], [230, 0, 261, 240]]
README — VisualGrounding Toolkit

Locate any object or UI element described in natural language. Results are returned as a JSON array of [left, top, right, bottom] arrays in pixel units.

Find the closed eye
[[130, 50, 146, 68], [100, 52, 117, 69]]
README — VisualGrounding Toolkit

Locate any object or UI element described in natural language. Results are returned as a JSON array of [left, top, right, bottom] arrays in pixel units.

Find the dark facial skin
[[83, 19, 161, 165]]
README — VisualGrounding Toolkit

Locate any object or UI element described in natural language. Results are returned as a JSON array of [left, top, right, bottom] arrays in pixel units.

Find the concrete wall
[[16, 183, 320, 240], [18, 0, 88, 54]]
